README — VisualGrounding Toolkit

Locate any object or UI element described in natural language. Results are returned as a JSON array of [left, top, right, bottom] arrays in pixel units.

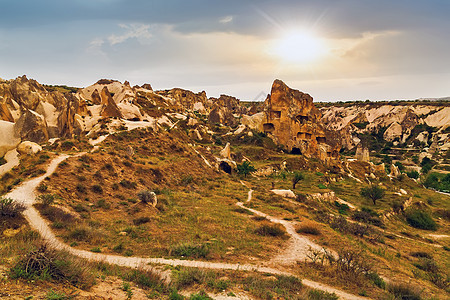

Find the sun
[[272, 30, 326, 64]]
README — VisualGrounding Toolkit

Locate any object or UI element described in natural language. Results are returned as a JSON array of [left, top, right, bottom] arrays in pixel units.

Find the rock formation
[[262, 79, 339, 160], [356, 144, 370, 162]]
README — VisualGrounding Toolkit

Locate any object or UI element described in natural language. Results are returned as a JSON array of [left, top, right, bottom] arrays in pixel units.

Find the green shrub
[[233, 207, 254, 215], [37, 183, 48, 192], [237, 161, 256, 177], [45, 289, 71, 300], [406, 170, 419, 179], [406, 209, 437, 231], [308, 289, 339, 300], [96, 199, 110, 209], [120, 180, 137, 189], [38, 194, 56, 207], [318, 184, 327, 189], [334, 201, 350, 215], [292, 172, 304, 189], [171, 243, 209, 258], [255, 223, 286, 237], [366, 272, 386, 289], [90, 247, 101, 253]]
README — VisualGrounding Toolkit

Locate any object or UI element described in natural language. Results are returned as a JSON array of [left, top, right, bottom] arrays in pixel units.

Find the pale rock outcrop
[[390, 163, 401, 177], [384, 122, 403, 142], [125, 145, 134, 157], [271, 189, 296, 198], [0, 120, 20, 157], [17, 141, 42, 155], [241, 112, 264, 131], [220, 142, 232, 160]]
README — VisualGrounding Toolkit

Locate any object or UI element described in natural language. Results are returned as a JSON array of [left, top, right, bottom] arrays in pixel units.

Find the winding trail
[[5, 155, 367, 300]]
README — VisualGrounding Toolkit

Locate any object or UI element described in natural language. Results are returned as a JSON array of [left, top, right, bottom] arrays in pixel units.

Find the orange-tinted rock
[[91, 89, 102, 105], [14, 109, 49, 143], [263, 80, 339, 159], [0, 101, 14, 122], [157, 88, 207, 112], [100, 87, 123, 118]]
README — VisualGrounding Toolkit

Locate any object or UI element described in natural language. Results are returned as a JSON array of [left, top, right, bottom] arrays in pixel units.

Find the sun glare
[[272, 30, 326, 64]]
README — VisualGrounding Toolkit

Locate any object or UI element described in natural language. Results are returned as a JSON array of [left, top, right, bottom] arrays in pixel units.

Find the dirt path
[[6, 155, 367, 300], [0, 149, 20, 177]]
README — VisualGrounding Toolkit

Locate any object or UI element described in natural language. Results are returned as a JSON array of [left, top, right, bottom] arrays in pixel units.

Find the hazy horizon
[[1, 0, 449, 102]]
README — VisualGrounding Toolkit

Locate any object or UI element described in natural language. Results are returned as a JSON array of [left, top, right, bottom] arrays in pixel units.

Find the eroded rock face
[[0, 120, 20, 157], [356, 145, 370, 162], [100, 87, 123, 118], [14, 109, 49, 143], [157, 88, 208, 112], [263, 80, 339, 160], [17, 141, 42, 155]]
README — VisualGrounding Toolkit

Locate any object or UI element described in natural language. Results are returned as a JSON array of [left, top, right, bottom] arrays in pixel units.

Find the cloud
[[108, 23, 152, 45], [219, 16, 233, 24], [86, 38, 105, 56]]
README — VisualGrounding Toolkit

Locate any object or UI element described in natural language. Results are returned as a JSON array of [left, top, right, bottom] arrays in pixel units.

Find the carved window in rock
[[270, 111, 281, 119], [263, 123, 275, 133], [296, 115, 309, 124], [316, 137, 326, 143], [297, 132, 312, 140], [182, 93, 187, 97]]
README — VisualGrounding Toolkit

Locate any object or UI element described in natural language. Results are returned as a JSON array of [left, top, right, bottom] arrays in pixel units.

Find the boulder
[[390, 163, 401, 177], [125, 145, 134, 157], [0, 120, 21, 157], [17, 141, 42, 155]]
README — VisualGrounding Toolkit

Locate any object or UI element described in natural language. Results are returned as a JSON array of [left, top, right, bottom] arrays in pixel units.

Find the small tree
[[292, 172, 304, 189], [360, 185, 385, 205], [237, 161, 256, 177]]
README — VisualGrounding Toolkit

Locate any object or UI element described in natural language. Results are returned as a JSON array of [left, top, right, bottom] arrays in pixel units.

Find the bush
[[406, 209, 437, 231], [352, 208, 384, 227], [91, 185, 103, 194], [255, 223, 286, 237], [133, 217, 150, 225], [137, 190, 156, 204], [37, 183, 48, 192], [387, 283, 422, 300], [0, 197, 25, 218], [9, 244, 94, 289], [171, 243, 209, 258], [406, 170, 419, 179], [120, 180, 137, 189], [38, 194, 56, 207], [308, 289, 339, 300], [76, 184, 86, 193], [366, 272, 386, 289], [296, 224, 321, 235]]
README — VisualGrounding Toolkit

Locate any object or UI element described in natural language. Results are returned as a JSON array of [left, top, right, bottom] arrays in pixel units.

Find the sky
[[1, 0, 449, 101]]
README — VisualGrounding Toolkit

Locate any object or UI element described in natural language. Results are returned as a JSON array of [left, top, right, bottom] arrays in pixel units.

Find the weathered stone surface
[[241, 112, 264, 131], [14, 109, 48, 143], [157, 88, 208, 112], [208, 106, 237, 127], [91, 89, 102, 105], [263, 79, 339, 160], [0, 101, 14, 122], [17, 141, 42, 155], [384, 122, 403, 142]]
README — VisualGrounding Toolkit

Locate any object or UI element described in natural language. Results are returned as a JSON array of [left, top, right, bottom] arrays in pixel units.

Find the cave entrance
[[263, 123, 275, 133], [219, 161, 232, 174], [291, 147, 302, 155], [316, 137, 326, 143], [296, 115, 309, 124]]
